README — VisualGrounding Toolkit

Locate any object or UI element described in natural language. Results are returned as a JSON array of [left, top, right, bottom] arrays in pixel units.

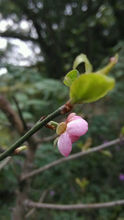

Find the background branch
[[36, 134, 57, 144], [22, 137, 124, 180], [0, 156, 11, 171], [12, 96, 28, 131], [0, 31, 38, 42], [25, 199, 124, 210], [0, 95, 24, 134], [25, 190, 48, 219]]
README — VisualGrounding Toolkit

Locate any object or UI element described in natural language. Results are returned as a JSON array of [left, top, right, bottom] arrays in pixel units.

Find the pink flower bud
[[57, 113, 88, 157]]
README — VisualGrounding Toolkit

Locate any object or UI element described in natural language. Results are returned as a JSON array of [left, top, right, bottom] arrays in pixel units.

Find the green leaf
[[101, 150, 112, 157], [95, 54, 118, 75], [70, 73, 115, 103], [73, 53, 93, 73], [63, 69, 79, 87], [75, 177, 89, 190], [120, 126, 124, 136]]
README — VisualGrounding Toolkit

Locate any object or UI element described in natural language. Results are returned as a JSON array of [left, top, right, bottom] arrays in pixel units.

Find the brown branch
[[36, 134, 57, 144], [25, 190, 48, 219], [0, 31, 38, 42], [21, 138, 124, 181], [12, 96, 28, 131], [25, 199, 124, 210], [0, 95, 24, 134], [0, 156, 11, 170]]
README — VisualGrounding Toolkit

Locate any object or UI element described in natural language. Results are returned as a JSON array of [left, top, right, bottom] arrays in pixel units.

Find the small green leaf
[[101, 150, 112, 157], [120, 126, 124, 136], [95, 54, 118, 75], [75, 177, 89, 190], [70, 73, 115, 103], [73, 53, 93, 73], [63, 69, 79, 87]]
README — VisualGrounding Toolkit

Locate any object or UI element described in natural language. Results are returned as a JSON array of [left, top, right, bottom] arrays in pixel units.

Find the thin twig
[[25, 199, 124, 210], [0, 156, 11, 170], [21, 138, 124, 181], [12, 96, 28, 131], [0, 95, 24, 134], [25, 190, 48, 219], [36, 134, 57, 144]]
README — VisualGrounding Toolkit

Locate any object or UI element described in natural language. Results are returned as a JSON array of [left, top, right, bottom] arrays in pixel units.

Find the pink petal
[[58, 132, 72, 157], [66, 113, 76, 122], [66, 113, 81, 123], [67, 118, 88, 137], [69, 135, 79, 143]]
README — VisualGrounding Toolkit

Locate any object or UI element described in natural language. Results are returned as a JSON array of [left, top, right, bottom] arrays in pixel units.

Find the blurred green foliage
[[0, 42, 124, 219], [0, 0, 124, 219]]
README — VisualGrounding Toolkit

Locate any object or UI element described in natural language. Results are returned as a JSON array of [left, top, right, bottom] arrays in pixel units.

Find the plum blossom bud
[[57, 113, 88, 157]]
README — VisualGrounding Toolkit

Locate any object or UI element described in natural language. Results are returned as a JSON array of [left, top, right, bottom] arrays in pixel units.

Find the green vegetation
[[0, 0, 124, 219]]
